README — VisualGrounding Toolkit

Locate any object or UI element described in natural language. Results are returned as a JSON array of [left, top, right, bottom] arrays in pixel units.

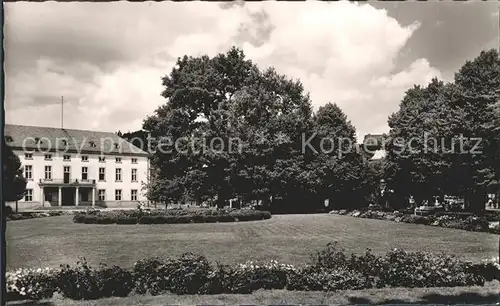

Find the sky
[[4, 1, 499, 141]]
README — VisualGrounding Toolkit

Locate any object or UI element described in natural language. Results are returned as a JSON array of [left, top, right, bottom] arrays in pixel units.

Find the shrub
[[57, 259, 134, 300], [96, 216, 115, 224], [203, 215, 218, 223], [138, 216, 154, 224], [133, 253, 212, 295], [6, 268, 58, 301], [73, 213, 85, 223], [230, 261, 289, 293], [401, 214, 430, 225], [287, 266, 372, 291], [73, 208, 271, 225], [83, 215, 97, 224], [116, 216, 138, 225], [176, 215, 193, 223], [217, 215, 235, 222], [5, 205, 13, 215], [376, 249, 485, 288], [7, 243, 499, 301], [151, 215, 166, 224]]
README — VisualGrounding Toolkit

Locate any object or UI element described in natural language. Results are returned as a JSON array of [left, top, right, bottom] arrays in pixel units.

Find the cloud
[[4, 1, 441, 140]]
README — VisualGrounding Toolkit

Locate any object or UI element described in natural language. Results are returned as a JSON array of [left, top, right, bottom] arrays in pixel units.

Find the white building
[[5, 124, 149, 210]]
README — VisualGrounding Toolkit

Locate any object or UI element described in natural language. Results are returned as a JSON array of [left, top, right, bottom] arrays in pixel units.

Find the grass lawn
[[6, 214, 499, 270], [7, 282, 500, 305]]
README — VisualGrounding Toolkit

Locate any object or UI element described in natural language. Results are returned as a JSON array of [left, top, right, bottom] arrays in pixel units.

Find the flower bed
[[6, 242, 500, 301], [329, 209, 500, 234], [73, 208, 272, 225], [6, 211, 72, 222]]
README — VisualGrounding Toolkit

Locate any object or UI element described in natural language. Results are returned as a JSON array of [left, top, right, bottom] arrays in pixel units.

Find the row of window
[[25, 165, 138, 182], [25, 153, 138, 164], [24, 189, 138, 201]]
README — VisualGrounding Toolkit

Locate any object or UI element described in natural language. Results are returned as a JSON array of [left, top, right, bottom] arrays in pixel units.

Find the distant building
[[361, 134, 387, 161], [4, 124, 149, 210]]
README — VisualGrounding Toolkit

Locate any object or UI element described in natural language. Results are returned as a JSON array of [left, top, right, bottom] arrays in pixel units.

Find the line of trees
[[135, 47, 378, 212], [123, 48, 499, 213], [384, 49, 500, 212]]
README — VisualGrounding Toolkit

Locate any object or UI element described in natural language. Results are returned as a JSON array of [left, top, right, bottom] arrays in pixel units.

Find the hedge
[[6, 242, 500, 301], [329, 209, 500, 234], [73, 209, 272, 225], [7, 211, 71, 221]]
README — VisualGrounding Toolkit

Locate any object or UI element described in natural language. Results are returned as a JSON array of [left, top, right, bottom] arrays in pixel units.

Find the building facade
[[5, 124, 149, 210]]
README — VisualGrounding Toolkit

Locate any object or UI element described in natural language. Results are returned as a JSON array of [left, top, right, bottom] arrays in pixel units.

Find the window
[[115, 168, 122, 182], [44, 166, 52, 180], [131, 158, 138, 164], [131, 189, 138, 201], [99, 167, 105, 181], [25, 189, 33, 201], [60, 139, 67, 146], [89, 141, 97, 148], [98, 156, 106, 163], [25, 165, 33, 180], [63, 155, 71, 161], [131, 169, 137, 182], [44, 154, 52, 161], [115, 157, 122, 163], [82, 167, 88, 181], [5, 135, 13, 142], [98, 189, 106, 201], [81, 156, 89, 162], [25, 153, 33, 159], [115, 189, 122, 201]]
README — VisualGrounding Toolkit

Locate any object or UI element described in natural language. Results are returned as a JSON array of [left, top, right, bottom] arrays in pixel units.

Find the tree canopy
[[385, 49, 500, 211], [143, 47, 374, 211], [3, 144, 27, 202]]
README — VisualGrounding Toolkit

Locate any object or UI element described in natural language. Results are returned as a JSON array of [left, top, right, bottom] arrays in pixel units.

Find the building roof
[[4, 124, 148, 156], [363, 134, 386, 147]]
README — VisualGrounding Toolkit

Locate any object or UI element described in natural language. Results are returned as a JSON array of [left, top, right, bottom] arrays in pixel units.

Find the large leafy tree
[[144, 47, 315, 209], [309, 103, 373, 209], [144, 47, 374, 212], [385, 49, 500, 211], [452, 49, 500, 209], [3, 144, 27, 203]]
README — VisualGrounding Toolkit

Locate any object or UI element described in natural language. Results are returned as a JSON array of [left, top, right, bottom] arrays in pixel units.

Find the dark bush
[[57, 259, 134, 300], [151, 215, 166, 224], [73, 214, 85, 223], [73, 209, 271, 225], [176, 215, 193, 223], [375, 249, 485, 288], [435, 211, 474, 218], [83, 215, 97, 224], [192, 214, 205, 223], [138, 215, 154, 224], [134, 253, 212, 295], [116, 216, 138, 225], [96, 216, 115, 224], [5, 205, 13, 215], [204, 215, 218, 223], [217, 215, 235, 222], [7, 242, 496, 301]]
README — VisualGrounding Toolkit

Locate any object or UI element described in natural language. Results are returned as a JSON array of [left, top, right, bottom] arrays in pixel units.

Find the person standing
[[409, 195, 415, 208]]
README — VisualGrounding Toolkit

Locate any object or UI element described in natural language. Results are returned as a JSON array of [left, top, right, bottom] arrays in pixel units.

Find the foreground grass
[[6, 214, 499, 270], [7, 282, 500, 305]]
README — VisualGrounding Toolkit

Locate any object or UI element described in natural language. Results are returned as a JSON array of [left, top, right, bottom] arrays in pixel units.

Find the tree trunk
[[15, 201, 18, 214]]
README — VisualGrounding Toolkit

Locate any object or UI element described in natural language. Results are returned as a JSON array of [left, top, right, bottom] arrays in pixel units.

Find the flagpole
[[61, 96, 64, 129]]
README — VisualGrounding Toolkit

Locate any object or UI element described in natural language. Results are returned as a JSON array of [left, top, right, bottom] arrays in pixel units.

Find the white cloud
[[5, 1, 441, 139]]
